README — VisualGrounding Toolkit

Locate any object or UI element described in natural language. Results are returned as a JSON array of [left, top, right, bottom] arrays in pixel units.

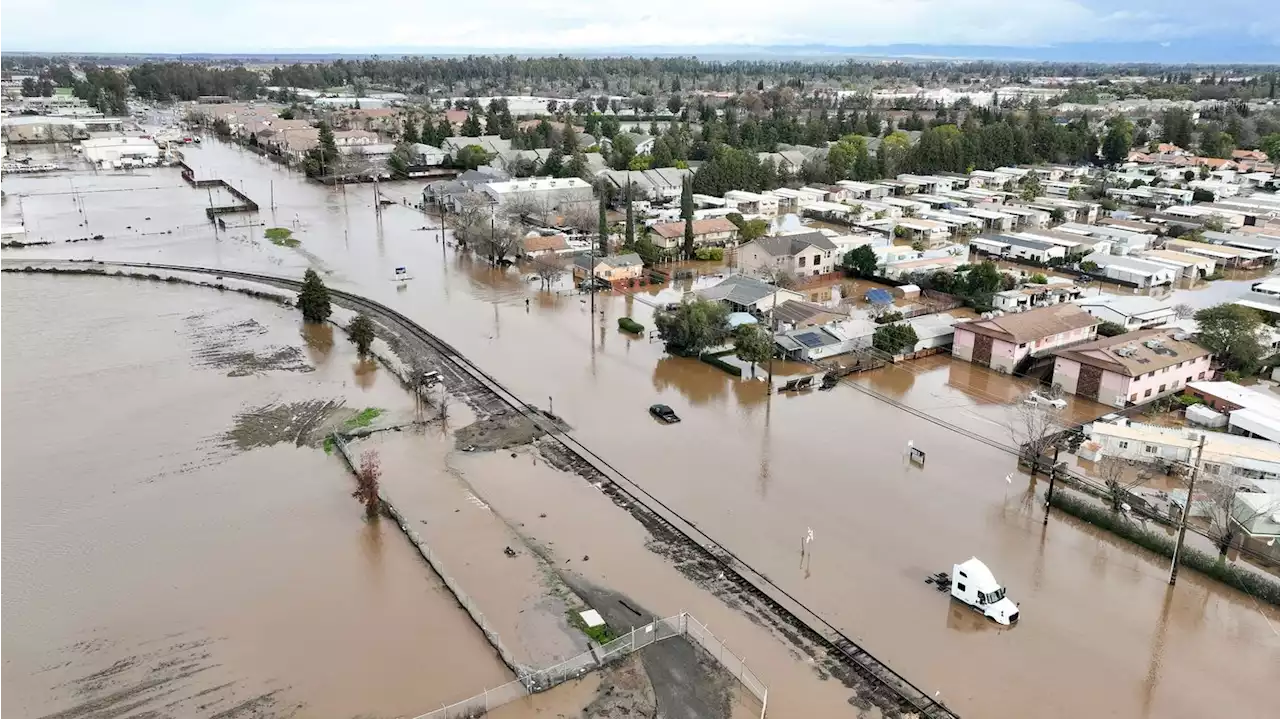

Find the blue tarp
[[865, 288, 894, 305]]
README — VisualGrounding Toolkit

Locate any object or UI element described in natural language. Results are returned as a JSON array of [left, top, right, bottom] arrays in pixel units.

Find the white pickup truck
[[951, 557, 1020, 626]]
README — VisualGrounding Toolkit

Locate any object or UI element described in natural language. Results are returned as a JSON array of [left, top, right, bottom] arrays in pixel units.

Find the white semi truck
[[951, 557, 1020, 625]]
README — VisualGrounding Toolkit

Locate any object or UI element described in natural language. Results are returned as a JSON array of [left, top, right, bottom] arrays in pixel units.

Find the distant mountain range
[[10, 42, 1280, 65]]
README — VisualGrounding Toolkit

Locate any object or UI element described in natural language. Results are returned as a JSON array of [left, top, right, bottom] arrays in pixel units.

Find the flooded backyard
[[4, 137, 1279, 718], [1, 274, 513, 718]]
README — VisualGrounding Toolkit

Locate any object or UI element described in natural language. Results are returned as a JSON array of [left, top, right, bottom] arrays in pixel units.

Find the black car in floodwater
[[648, 404, 680, 423]]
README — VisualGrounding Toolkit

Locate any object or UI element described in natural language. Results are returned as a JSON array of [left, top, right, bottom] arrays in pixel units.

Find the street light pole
[[1169, 434, 1207, 586]]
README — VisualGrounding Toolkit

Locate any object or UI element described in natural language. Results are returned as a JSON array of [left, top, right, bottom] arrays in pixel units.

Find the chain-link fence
[[681, 613, 769, 715], [410, 679, 527, 719], [412, 612, 768, 719]]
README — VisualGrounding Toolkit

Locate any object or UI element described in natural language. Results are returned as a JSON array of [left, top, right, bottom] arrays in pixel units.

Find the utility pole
[[270, 180, 275, 210], [1169, 434, 1207, 586], [1043, 445, 1061, 526], [766, 296, 776, 387]]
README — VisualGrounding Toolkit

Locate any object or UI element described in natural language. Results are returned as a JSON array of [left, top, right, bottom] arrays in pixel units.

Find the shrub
[[1097, 320, 1126, 337], [694, 247, 724, 261], [618, 317, 644, 334], [1029, 273, 1048, 284], [1176, 394, 1202, 407], [700, 350, 743, 377], [1224, 369, 1242, 382]]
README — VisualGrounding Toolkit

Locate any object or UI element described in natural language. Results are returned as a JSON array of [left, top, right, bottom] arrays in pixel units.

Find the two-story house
[[649, 218, 739, 251], [952, 303, 1099, 374], [737, 231, 839, 279], [1053, 328, 1212, 407]]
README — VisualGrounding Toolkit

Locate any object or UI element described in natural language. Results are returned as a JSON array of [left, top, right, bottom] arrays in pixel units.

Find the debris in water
[[503, 547, 517, 558]]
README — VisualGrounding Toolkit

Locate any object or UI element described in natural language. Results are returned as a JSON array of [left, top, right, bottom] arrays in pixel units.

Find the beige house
[[572, 252, 645, 283], [649, 218, 739, 250], [737, 231, 840, 279]]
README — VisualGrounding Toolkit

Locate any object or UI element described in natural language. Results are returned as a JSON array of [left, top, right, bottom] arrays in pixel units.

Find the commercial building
[[1052, 328, 1211, 407], [482, 176, 594, 214], [78, 136, 162, 168]]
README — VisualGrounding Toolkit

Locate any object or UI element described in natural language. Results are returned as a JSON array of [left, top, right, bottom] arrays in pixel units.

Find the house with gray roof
[[737, 231, 841, 279], [694, 274, 804, 313], [572, 252, 645, 284]]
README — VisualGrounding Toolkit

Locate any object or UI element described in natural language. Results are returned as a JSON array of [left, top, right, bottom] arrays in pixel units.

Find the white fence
[[413, 612, 767, 719]]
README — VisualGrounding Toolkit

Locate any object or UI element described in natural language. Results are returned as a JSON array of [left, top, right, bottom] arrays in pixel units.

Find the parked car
[[648, 404, 680, 423], [1025, 392, 1067, 409]]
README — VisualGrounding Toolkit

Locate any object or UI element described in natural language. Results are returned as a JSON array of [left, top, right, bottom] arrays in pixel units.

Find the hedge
[[700, 350, 743, 377], [617, 317, 644, 334], [1049, 491, 1280, 606]]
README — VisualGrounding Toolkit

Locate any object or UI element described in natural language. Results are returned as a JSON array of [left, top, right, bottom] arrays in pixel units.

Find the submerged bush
[[1049, 491, 1280, 606]]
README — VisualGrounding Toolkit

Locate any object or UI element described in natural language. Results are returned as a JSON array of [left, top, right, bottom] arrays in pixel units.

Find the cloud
[[0, 0, 1272, 53]]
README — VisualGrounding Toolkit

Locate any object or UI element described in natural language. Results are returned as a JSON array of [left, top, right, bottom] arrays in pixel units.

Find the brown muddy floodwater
[[6, 137, 1279, 718], [1, 274, 512, 718]]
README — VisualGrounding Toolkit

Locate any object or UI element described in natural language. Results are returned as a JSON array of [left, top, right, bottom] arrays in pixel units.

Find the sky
[[2, 0, 1277, 60]]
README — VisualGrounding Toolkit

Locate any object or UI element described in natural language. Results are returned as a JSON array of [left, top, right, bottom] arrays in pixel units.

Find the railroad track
[[93, 260, 963, 719]]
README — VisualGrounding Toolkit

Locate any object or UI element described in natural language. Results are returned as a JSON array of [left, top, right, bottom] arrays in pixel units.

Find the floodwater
[[1, 274, 513, 718], [6, 137, 1280, 718]]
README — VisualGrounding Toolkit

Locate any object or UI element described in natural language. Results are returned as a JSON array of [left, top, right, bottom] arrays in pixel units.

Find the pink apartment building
[[1053, 328, 1212, 408], [952, 304, 1099, 374]]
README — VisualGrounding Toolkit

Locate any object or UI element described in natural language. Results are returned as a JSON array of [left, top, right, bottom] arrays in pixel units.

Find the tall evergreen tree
[[297, 269, 332, 323], [460, 109, 483, 137], [625, 178, 635, 246], [680, 175, 695, 258], [402, 116, 420, 144], [597, 188, 610, 256]]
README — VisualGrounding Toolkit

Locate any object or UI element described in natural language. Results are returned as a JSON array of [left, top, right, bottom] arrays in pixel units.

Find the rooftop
[[485, 176, 591, 193], [1089, 420, 1280, 468], [1074, 295, 1176, 321], [746, 231, 838, 256], [956, 303, 1098, 344], [1055, 328, 1209, 377], [696, 274, 799, 307], [650, 217, 738, 240]]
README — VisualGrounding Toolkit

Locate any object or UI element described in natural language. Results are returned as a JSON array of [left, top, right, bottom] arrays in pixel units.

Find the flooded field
[[1, 274, 513, 718], [5, 137, 1279, 718]]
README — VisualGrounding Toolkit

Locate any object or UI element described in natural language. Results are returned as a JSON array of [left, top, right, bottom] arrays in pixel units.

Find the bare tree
[[1202, 479, 1280, 558], [532, 255, 568, 289], [353, 449, 381, 519], [763, 268, 798, 290], [1007, 390, 1066, 476], [474, 218, 522, 265], [560, 203, 597, 241], [452, 194, 493, 248], [503, 194, 553, 227], [1173, 303, 1195, 320], [1096, 456, 1153, 512]]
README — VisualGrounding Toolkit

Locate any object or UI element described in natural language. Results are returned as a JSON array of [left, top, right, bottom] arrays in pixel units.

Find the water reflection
[[301, 322, 335, 364], [652, 356, 732, 406], [1140, 586, 1176, 718], [353, 358, 378, 390]]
